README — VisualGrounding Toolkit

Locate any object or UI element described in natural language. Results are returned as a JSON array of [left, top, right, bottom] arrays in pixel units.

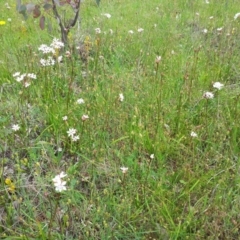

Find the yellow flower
[[84, 36, 92, 52], [5, 178, 12, 185], [8, 183, 16, 193], [5, 177, 16, 193], [0, 21, 6, 25]]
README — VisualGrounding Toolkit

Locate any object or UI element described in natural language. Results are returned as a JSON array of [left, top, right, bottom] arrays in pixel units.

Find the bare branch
[[67, 0, 81, 29], [51, 0, 69, 44]]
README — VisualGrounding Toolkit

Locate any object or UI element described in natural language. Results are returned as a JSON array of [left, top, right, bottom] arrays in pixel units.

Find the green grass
[[1, 0, 240, 239]]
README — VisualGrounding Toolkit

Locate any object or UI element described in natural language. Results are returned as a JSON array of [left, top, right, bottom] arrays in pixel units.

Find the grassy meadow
[[1, 0, 240, 239]]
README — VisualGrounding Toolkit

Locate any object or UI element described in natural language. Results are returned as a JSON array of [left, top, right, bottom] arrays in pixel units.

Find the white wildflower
[[203, 91, 214, 99], [128, 30, 134, 34], [48, 56, 55, 65], [155, 56, 161, 63], [150, 154, 155, 159], [57, 56, 63, 63], [38, 44, 55, 54], [67, 128, 77, 137], [76, 98, 85, 104], [213, 82, 224, 90], [82, 114, 89, 121], [50, 38, 64, 49], [27, 73, 37, 79], [102, 13, 111, 19], [65, 51, 71, 58], [24, 81, 31, 88], [119, 93, 124, 102], [40, 56, 55, 66], [120, 167, 128, 174], [202, 29, 208, 34], [138, 28, 144, 33], [52, 172, 67, 192], [12, 124, 20, 131], [15, 74, 25, 82], [13, 72, 20, 77], [40, 59, 47, 66], [62, 116, 68, 121], [190, 131, 198, 138], [72, 135, 80, 142], [16, 76, 23, 82], [234, 13, 240, 20], [95, 28, 101, 34]]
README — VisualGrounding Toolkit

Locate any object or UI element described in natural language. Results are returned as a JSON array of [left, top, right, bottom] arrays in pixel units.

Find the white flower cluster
[[50, 38, 65, 49], [40, 56, 55, 66], [38, 44, 55, 54], [52, 172, 67, 192], [202, 82, 224, 99], [12, 72, 37, 87], [39, 38, 64, 67], [67, 128, 80, 142]]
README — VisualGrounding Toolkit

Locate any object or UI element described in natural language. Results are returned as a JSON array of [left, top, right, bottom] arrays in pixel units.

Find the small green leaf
[[43, 3, 52, 11], [17, 4, 27, 14]]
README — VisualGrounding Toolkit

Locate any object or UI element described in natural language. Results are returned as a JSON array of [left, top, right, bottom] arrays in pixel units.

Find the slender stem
[[66, 58, 74, 111], [48, 197, 59, 239], [155, 63, 161, 132]]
